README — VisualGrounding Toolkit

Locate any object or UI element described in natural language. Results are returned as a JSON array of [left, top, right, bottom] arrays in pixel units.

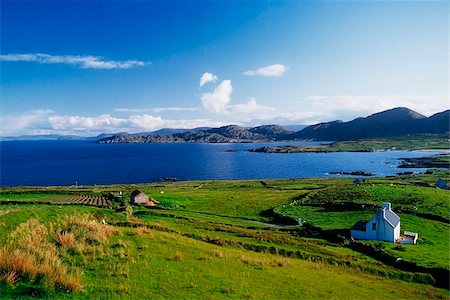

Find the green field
[[0, 170, 449, 299]]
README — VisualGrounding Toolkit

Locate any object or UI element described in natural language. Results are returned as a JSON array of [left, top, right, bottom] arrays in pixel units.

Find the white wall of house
[[363, 212, 398, 243], [394, 223, 400, 242]]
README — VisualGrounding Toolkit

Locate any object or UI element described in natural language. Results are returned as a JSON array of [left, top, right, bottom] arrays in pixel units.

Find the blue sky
[[1, 0, 448, 136]]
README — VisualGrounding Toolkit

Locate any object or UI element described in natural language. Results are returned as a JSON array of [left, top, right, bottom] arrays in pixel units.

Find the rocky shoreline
[[397, 155, 450, 169], [328, 171, 374, 176], [247, 145, 372, 153]]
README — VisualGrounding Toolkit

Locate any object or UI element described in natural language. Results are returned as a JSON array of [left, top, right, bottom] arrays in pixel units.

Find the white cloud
[[201, 80, 233, 114], [47, 114, 127, 131], [114, 107, 199, 113], [228, 98, 275, 115], [114, 108, 154, 113], [153, 107, 199, 113], [128, 115, 230, 131], [0, 53, 148, 69], [243, 64, 287, 77], [200, 80, 276, 118], [0, 109, 55, 136], [269, 112, 333, 125], [199, 72, 218, 87], [0, 110, 233, 136], [3, 94, 445, 136]]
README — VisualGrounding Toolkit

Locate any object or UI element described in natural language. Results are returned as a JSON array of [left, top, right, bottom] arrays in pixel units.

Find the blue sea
[[0, 140, 441, 186]]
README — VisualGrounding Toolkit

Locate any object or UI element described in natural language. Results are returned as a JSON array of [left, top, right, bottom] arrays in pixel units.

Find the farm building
[[351, 202, 400, 243], [130, 190, 149, 205], [352, 178, 365, 185], [435, 178, 449, 190]]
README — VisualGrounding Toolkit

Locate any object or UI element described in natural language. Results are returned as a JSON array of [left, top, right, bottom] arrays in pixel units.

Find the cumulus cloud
[[0, 53, 148, 69], [200, 80, 276, 118], [199, 72, 218, 87], [243, 64, 287, 77], [201, 80, 233, 114], [47, 114, 127, 131]]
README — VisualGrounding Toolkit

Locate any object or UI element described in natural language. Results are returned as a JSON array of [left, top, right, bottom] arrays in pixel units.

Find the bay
[[0, 140, 440, 186]]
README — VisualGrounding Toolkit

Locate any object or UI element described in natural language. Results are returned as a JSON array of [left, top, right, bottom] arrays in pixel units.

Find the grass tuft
[[54, 231, 76, 249], [173, 251, 183, 261], [214, 250, 223, 258], [0, 219, 82, 293]]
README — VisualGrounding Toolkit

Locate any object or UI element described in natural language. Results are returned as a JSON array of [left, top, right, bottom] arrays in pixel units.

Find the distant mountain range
[[294, 107, 449, 141], [2, 107, 448, 143], [97, 107, 449, 144], [97, 124, 294, 143]]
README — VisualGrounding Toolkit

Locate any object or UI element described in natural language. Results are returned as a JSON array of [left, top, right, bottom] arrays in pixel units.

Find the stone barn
[[130, 190, 149, 205]]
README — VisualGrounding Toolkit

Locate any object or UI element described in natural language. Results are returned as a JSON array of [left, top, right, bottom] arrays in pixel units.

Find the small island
[[398, 155, 450, 169], [328, 171, 374, 176]]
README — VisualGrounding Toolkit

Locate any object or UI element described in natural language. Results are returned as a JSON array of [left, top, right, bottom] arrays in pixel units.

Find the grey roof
[[383, 209, 400, 228]]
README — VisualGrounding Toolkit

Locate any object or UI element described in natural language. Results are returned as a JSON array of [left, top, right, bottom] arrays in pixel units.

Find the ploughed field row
[[68, 195, 112, 207], [0, 194, 112, 207]]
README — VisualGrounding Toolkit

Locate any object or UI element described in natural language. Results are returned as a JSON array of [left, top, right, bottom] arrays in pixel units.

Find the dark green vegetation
[[249, 134, 450, 153], [398, 154, 450, 169], [0, 170, 449, 299]]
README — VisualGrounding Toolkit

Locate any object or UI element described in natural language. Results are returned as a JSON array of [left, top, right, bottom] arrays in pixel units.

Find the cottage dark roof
[[351, 220, 367, 231], [131, 189, 144, 197]]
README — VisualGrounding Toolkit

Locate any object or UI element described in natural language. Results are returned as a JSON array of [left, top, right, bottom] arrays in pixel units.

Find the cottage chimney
[[382, 202, 391, 210]]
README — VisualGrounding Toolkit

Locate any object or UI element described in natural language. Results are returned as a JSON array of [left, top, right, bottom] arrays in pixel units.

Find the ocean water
[[0, 140, 440, 186]]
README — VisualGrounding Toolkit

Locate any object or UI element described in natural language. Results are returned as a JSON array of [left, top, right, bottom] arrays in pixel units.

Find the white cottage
[[351, 202, 400, 243]]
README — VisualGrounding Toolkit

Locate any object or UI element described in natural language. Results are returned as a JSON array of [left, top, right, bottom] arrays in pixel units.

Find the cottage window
[[371, 223, 376, 231]]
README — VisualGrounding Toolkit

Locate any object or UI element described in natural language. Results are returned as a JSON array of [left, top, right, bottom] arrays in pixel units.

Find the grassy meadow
[[0, 170, 449, 299]]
